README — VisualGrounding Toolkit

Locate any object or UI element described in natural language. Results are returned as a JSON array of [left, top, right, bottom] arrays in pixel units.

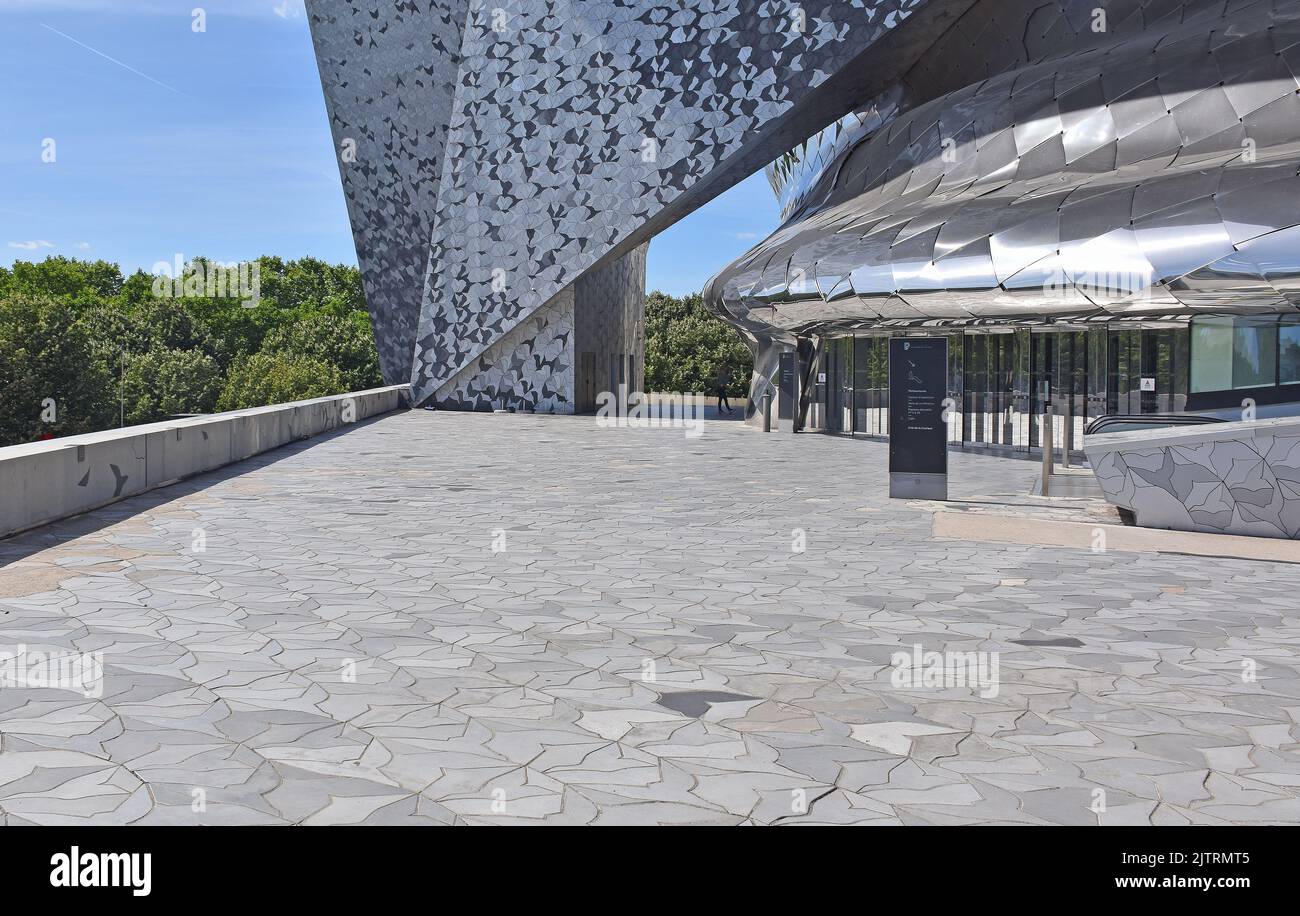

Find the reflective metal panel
[[705, 2, 1300, 417]]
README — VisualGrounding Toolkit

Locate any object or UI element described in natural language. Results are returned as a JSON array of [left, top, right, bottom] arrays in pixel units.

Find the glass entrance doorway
[[962, 331, 1023, 449], [815, 323, 1191, 453]]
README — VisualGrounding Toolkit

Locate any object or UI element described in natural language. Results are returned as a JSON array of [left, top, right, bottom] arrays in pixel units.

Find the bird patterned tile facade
[[305, 0, 470, 385], [409, 0, 929, 406], [433, 284, 577, 412], [308, 0, 1300, 416], [574, 243, 649, 406], [308, 0, 930, 405], [430, 242, 648, 413]]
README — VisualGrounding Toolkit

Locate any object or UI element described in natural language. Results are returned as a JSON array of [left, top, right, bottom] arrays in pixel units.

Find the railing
[[1083, 414, 1226, 436]]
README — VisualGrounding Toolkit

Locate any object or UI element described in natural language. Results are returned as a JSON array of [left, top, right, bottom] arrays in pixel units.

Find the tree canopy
[[644, 290, 753, 397], [0, 257, 756, 447], [0, 256, 381, 446]]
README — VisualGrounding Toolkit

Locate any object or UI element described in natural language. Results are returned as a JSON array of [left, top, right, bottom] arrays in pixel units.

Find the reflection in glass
[[1281, 318, 1300, 384], [1190, 318, 1233, 393], [1233, 318, 1277, 389]]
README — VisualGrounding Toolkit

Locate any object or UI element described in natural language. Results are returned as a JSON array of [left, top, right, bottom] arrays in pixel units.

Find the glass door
[[963, 334, 987, 445], [839, 337, 854, 433], [853, 336, 872, 435], [823, 337, 849, 433]]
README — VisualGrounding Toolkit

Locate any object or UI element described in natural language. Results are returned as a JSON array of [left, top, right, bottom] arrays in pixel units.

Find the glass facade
[[1282, 318, 1300, 385], [1190, 316, 1297, 393], [813, 322, 1205, 452], [812, 315, 1300, 448]]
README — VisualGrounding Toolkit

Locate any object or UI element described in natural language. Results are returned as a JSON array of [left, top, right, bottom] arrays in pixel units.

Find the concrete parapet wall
[[0, 386, 409, 539]]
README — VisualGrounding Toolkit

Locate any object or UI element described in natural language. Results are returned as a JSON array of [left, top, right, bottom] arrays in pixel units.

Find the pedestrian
[[716, 364, 732, 414]]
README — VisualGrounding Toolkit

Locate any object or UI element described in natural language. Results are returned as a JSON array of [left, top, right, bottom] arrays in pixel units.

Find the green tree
[[188, 299, 294, 367], [216, 351, 344, 411], [259, 312, 382, 392], [118, 269, 159, 308], [644, 290, 753, 396], [120, 348, 222, 425], [81, 299, 217, 363], [5, 257, 123, 303], [0, 255, 378, 437], [0, 297, 115, 445], [257, 256, 366, 312]]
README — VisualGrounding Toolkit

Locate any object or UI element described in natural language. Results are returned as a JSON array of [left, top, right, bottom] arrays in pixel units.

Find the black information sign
[[778, 351, 796, 430], [888, 337, 948, 498]]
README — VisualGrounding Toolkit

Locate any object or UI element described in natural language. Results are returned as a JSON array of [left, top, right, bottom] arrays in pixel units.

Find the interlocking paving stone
[[0, 411, 1297, 825]]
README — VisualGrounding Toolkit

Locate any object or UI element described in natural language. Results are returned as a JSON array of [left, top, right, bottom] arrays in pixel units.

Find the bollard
[[1041, 402, 1054, 496], [763, 389, 772, 432], [1062, 389, 1073, 469]]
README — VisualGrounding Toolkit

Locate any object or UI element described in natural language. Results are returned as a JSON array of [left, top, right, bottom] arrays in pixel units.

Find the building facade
[[307, 0, 1300, 445], [305, 0, 944, 412], [705, 0, 1300, 451]]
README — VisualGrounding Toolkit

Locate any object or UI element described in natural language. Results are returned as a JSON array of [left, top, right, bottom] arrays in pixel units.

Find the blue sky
[[0, 0, 778, 296]]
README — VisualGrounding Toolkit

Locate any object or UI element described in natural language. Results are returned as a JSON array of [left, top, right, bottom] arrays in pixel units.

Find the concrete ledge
[[1083, 414, 1300, 455], [0, 385, 409, 539], [1083, 415, 1300, 539], [932, 510, 1300, 564]]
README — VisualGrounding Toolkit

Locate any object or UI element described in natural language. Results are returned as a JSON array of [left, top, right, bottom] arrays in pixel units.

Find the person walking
[[715, 364, 732, 414]]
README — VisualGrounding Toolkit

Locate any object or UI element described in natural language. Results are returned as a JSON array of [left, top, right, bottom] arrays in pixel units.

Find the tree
[[120, 348, 222, 425], [259, 312, 382, 392], [216, 352, 344, 411], [0, 255, 378, 437], [188, 299, 295, 367], [257, 256, 366, 312], [5, 257, 123, 303], [81, 299, 217, 362], [0, 297, 115, 445], [644, 290, 753, 396], [118, 269, 158, 308]]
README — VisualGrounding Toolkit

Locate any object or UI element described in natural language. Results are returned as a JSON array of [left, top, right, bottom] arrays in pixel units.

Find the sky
[[0, 0, 780, 297]]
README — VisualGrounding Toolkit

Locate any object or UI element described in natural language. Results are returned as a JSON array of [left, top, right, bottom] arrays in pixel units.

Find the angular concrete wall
[[1085, 417, 1300, 540], [304, 1, 470, 385], [0, 386, 409, 539], [305, 0, 967, 404], [574, 242, 648, 411], [432, 287, 576, 413], [428, 241, 649, 413]]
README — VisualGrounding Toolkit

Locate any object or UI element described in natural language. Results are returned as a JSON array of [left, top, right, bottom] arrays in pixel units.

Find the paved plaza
[[1, 410, 1298, 825]]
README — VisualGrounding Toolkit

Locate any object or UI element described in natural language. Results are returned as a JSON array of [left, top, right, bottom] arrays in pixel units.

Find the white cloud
[[273, 0, 304, 19], [8, 240, 55, 251], [75, 241, 92, 250], [734, 231, 759, 240]]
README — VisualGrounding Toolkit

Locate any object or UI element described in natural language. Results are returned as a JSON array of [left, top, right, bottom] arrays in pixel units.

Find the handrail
[[1084, 413, 1226, 436]]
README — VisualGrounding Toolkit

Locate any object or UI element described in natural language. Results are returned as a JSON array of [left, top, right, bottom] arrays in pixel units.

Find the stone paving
[[1, 410, 1298, 825]]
